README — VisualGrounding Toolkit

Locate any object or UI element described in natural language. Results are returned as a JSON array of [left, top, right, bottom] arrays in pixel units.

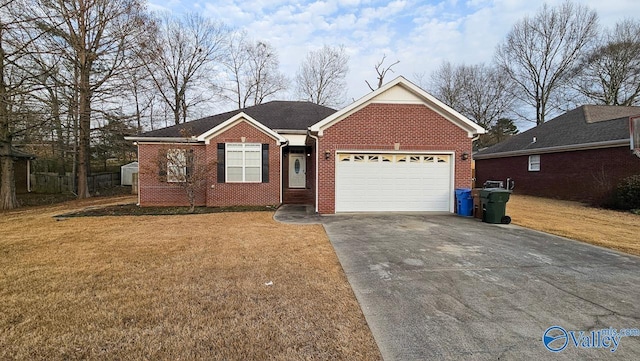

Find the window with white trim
[[631, 116, 640, 153], [528, 155, 540, 171], [226, 143, 262, 182], [167, 149, 186, 182]]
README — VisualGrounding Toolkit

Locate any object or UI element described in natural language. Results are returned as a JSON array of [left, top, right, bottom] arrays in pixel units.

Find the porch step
[[283, 189, 313, 204]]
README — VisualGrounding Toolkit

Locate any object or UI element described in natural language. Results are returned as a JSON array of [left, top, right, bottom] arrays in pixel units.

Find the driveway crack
[[539, 278, 640, 322]]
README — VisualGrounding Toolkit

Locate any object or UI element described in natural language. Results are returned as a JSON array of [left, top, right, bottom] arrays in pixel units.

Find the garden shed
[[120, 161, 138, 186]]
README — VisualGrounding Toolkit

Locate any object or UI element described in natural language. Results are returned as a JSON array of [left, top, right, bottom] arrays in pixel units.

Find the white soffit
[[283, 133, 307, 146]]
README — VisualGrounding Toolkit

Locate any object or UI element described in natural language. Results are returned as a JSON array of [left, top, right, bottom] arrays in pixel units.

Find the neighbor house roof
[[475, 105, 640, 159], [9, 147, 36, 159], [129, 101, 336, 141]]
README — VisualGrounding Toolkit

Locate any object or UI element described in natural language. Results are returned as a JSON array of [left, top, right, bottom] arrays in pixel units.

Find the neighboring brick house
[[475, 105, 640, 204], [127, 77, 485, 214]]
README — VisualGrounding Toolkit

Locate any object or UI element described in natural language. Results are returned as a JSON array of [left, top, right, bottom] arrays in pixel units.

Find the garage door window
[[336, 153, 451, 164]]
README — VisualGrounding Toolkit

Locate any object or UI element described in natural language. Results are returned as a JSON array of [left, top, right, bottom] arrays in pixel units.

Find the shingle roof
[[475, 105, 640, 158], [10, 147, 36, 159], [137, 101, 337, 138]]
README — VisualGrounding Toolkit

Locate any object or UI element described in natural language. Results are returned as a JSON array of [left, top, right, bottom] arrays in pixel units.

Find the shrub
[[615, 175, 640, 210]]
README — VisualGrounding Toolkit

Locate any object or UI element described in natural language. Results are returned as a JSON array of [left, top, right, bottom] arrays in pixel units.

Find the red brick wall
[[205, 121, 281, 207], [138, 143, 207, 207], [316, 103, 474, 214], [475, 146, 640, 204], [138, 120, 282, 207]]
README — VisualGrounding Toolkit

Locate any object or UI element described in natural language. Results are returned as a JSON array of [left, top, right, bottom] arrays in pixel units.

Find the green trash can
[[479, 189, 512, 224]]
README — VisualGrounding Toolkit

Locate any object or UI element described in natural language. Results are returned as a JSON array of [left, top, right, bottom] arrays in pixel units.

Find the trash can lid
[[487, 189, 512, 202], [455, 188, 472, 198]]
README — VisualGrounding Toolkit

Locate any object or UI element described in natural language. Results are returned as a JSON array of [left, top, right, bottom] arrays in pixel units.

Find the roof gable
[[197, 112, 286, 144], [309, 76, 485, 137]]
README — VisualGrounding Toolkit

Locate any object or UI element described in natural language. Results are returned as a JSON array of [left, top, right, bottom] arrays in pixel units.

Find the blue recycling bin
[[455, 188, 473, 216]]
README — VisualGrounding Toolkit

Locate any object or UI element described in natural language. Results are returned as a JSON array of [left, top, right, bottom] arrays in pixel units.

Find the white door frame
[[289, 153, 306, 188]]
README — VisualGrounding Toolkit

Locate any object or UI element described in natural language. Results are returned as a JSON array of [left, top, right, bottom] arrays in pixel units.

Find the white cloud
[[154, 0, 640, 109]]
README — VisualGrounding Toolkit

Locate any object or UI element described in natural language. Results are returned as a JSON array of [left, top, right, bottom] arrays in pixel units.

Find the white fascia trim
[[136, 144, 140, 205], [308, 132, 320, 214], [125, 137, 199, 143], [197, 112, 287, 144], [309, 76, 486, 137], [474, 139, 630, 159], [279, 141, 286, 205]]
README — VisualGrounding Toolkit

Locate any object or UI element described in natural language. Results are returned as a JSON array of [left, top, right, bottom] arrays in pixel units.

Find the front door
[[289, 154, 306, 188]]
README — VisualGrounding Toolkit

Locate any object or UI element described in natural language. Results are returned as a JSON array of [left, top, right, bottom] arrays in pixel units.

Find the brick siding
[[206, 121, 280, 207], [138, 143, 207, 207], [138, 120, 281, 207], [316, 103, 474, 214], [475, 146, 640, 204]]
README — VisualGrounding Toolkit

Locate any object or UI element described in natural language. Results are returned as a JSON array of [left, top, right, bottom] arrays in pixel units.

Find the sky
[[146, 0, 640, 121]]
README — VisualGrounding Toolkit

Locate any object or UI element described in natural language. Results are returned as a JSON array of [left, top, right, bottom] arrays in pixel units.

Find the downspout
[[470, 133, 481, 192], [279, 140, 289, 205], [307, 131, 320, 214], [134, 142, 140, 206]]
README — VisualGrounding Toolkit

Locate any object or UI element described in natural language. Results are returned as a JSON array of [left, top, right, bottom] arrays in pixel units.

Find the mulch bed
[[56, 203, 277, 217]]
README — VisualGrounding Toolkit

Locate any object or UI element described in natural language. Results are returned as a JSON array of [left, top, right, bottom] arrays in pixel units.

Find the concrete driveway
[[322, 214, 640, 360]]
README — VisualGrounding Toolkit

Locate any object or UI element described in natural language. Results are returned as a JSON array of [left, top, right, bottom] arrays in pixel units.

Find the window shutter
[[186, 149, 194, 177], [158, 149, 167, 179], [262, 144, 269, 183], [217, 143, 225, 183]]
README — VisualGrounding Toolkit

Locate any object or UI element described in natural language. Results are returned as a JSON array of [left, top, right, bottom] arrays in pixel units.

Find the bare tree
[[0, 0, 53, 209], [246, 41, 288, 107], [429, 62, 513, 128], [429, 61, 515, 147], [35, 0, 149, 199], [295, 45, 349, 108], [365, 54, 399, 91], [495, 1, 598, 125], [144, 13, 227, 125], [119, 23, 159, 133], [220, 32, 288, 109], [574, 19, 640, 106], [428, 61, 465, 109]]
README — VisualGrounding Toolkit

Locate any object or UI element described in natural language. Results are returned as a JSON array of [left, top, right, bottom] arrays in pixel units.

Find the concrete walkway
[[273, 204, 321, 224]]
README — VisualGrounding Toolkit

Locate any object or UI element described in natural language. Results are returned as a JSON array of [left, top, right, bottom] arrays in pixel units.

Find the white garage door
[[335, 153, 452, 212]]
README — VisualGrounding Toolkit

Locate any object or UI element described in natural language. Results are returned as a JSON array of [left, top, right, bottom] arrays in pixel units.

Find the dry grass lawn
[[0, 197, 381, 360], [507, 195, 640, 256]]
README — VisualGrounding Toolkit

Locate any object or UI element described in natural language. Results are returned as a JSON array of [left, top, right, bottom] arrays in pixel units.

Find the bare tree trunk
[[77, 67, 92, 198], [0, 142, 17, 210], [0, 28, 17, 210]]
